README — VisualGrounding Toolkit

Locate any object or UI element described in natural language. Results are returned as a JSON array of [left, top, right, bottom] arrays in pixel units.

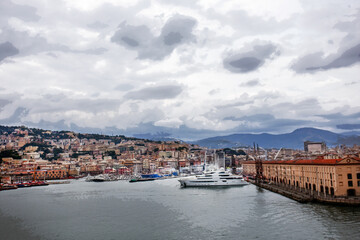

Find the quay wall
[[250, 180, 360, 206]]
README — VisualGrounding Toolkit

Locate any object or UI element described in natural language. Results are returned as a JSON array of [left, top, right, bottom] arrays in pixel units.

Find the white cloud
[[0, 0, 359, 139]]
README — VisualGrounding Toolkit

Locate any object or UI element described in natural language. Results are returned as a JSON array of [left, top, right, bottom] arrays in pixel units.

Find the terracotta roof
[[243, 157, 360, 165]]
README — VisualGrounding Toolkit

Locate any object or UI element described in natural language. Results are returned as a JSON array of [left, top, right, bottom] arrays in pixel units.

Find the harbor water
[[1, 179, 360, 240]]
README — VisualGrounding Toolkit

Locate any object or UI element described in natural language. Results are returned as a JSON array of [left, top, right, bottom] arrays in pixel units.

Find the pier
[[250, 180, 360, 206]]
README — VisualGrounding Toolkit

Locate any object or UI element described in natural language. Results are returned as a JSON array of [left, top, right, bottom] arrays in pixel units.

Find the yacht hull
[[179, 179, 248, 187]]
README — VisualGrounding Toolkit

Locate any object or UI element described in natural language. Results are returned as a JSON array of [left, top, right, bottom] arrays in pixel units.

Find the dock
[[249, 180, 360, 206]]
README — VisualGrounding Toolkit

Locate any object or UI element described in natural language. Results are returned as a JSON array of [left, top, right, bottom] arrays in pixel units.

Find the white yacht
[[85, 174, 118, 182], [178, 168, 248, 187]]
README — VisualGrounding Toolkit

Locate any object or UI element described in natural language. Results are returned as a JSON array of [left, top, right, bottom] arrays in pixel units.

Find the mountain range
[[192, 127, 360, 149], [2, 124, 360, 150]]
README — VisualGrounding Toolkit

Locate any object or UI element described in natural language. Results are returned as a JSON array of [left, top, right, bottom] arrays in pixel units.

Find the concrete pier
[[250, 180, 360, 206]]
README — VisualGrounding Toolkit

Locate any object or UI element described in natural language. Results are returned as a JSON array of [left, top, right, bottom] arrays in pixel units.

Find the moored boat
[[85, 174, 119, 182], [178, 168, 248, 188], [129, 178, 156, 183], [0, 184, 18, 191]]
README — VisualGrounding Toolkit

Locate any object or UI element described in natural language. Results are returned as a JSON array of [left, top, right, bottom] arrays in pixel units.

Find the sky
[[0, 0, 360, 140]]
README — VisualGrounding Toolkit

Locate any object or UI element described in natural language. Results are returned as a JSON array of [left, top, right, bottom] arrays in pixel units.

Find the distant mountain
[[339, 131, 360, 136], [192, 127, 356, 149], [133, 132, 178, 142]]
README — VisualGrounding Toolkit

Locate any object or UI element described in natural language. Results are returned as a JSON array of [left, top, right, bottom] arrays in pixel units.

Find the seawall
[[249, 180, 360, 206]]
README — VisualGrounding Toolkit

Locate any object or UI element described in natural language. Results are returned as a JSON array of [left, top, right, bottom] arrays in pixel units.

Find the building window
[[330, 173, 332, 179], [358, 181, 360, 187], [348, 174, 352, 179], [357, 173, 360, 179], [348, 181, 353, 187], [339, 182, 343, 186]]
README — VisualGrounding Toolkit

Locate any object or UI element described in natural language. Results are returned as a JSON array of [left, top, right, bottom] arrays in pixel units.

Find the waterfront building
[[242, 156, 360, 197]]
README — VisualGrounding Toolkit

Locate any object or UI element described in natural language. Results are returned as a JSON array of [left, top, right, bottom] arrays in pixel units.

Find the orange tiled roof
[[243, 157, 360, 165]]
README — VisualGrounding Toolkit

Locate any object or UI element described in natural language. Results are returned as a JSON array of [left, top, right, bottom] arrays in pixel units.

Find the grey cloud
[[215, 100, 254, 109], [223, 43, 277, 73], [125, 85, 183, 100], [291, 52, 326, 73], [0, 42, 19, 62], [204, 8, 293, 42], [337, 124, 360, 130], [35, 96, 122, 113], [226, 114, 310, 132], [160, 15, 196, 46], [87, 21, 109, 29], [0, 99, 11, 110], [318, 112, 360, 121], [0, 107, 29, 125], [334, 10, 360, 34], [111, 22, 152, 48], [208, 89, 220, 95], [229, 57, 261, 72], [121, 37, 139, 47], [291, 43, 360, 73], [345, 81, 358, 86], [205, 97, 323, 134], [114, 84, 134, 92], [316, 111, 360, 132], [241, 79, 260, 87], [317, 113, 342, 120], [0, 29, 107, 58], [111, 15, 197, 60], [121, 122, 218, 141], [163, 32, 183, 45], [0, 0, 40, 25], [80, 48, 108, 55], [224, 114, 275, 122], [319, 44, 360, 70]]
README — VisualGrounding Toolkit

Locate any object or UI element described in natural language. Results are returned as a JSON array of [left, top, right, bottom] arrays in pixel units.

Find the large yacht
[[178, 168, 248, 187], [85, 174, 118, 182]]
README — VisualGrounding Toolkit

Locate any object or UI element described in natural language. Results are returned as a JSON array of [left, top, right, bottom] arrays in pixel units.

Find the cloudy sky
[[0, 0, 359, 140]]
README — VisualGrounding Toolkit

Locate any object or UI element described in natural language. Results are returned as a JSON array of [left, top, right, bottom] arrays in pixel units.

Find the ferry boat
[[178, 168, 248, 188]]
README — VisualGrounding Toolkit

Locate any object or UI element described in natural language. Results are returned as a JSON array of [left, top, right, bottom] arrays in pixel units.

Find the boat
[[178, 168, 249, 187], [0, 184, 18, 191], [129, 178, 156, 183], [15, 182, 32, 188], [29, 181, 49, 187], [85, 174, 119, 182], [141, 173, 163, 179]]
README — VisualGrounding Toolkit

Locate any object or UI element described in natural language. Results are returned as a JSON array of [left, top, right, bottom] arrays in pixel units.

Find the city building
[[304, 141, 326, 153], [243, 156, 360, 197]]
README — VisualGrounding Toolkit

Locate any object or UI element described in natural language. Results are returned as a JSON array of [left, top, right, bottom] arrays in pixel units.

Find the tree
[[105, 151, 117, 159], [52, 148, 64, 160], [0, 150, 22, 161]]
